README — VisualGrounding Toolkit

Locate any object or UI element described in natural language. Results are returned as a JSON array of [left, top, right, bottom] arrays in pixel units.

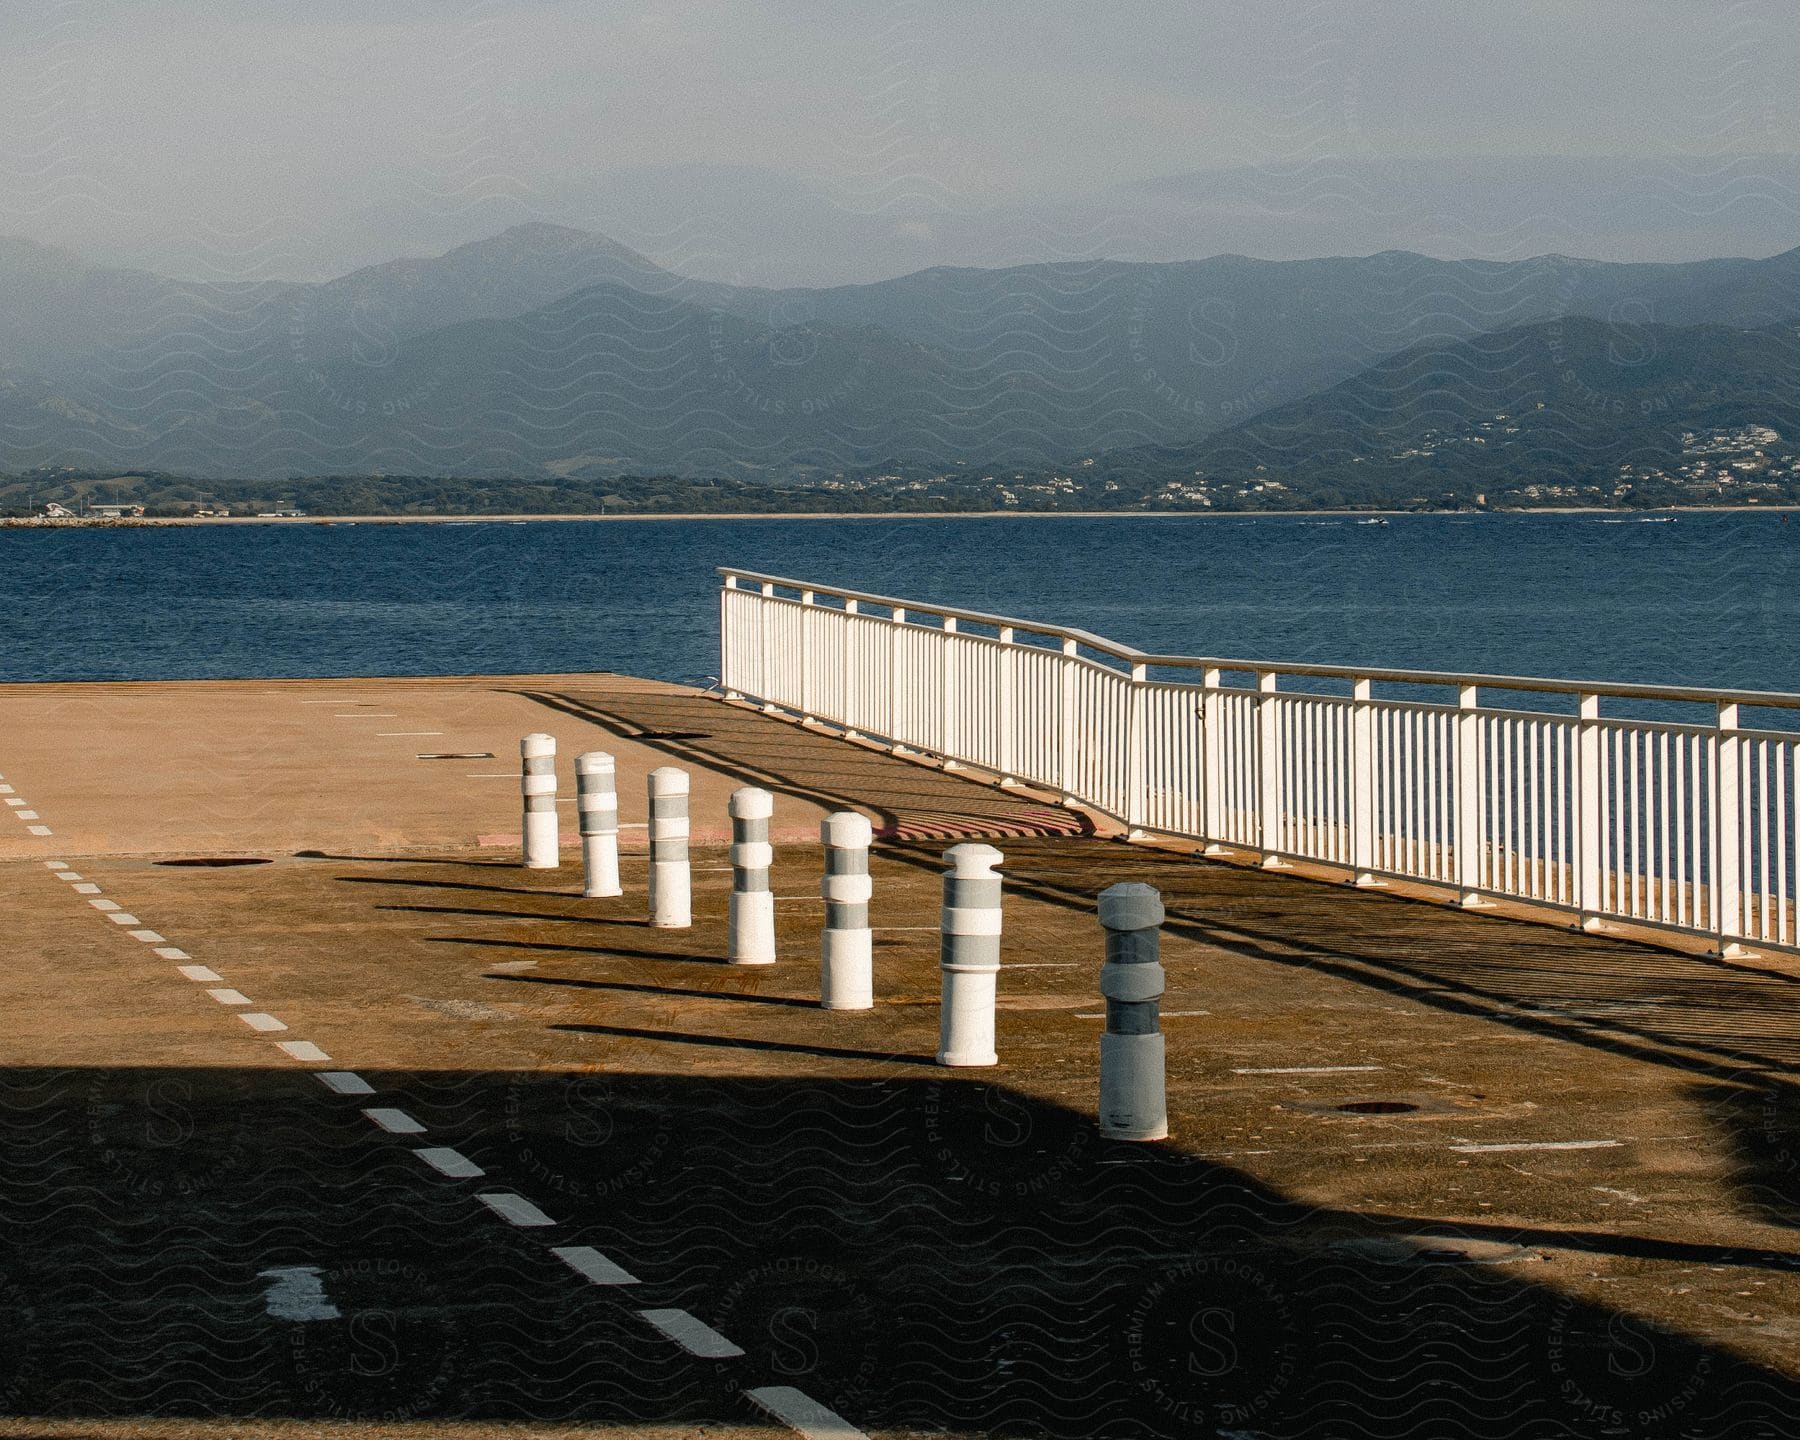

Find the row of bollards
[[517, 734, 1169, 1139]]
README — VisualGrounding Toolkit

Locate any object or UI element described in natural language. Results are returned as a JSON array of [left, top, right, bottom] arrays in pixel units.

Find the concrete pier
[[0, 670, 1795, 1437]]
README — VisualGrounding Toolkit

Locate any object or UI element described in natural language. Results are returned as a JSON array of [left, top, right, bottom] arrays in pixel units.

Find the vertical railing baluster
[[798, 588, 815, 723], [1202, 667, 1225, 854], [1059, 638, 1079, 803], [941, 616, 960, 769], [1455, 684, 1486, 906], [1577, 693, 1604, 929], [1716, 701, 1746, 956], [998, 626, 1017, 786], [1126, 661, 1149, 837], [1257, 671, 1284, 867]]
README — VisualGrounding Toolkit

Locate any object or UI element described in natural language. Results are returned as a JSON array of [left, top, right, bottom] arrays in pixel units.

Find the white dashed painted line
[[26, 826, 51, 836], [550, 1245, 639, 1286], [57, 873, 84, 882], [106, 913, 142, 926], [1234, 1065, 1385, 1075], [16, 810, 39, 820], [89, 898, 120, 912], [130, 930, 166, 943], [207, 988, 252, 1006], [362, 1108, 426, 1134], [0, 785, 13, 794], [417, 1147, 484, 1178], [258, 1265, 341, 1322], [1450, 1139, 1624, 1154], [318, 1072, 375, 1096], [746, 1385, 868, 1439], [72, 883, 100, 894], [477, 1192, 555, 1227], [4, 798, 24, 807], [277, 1040, 332, 1062], [176, 963, 221, 981], [239, 1012, 288, 1033], [639, 1308, 745, 1358]]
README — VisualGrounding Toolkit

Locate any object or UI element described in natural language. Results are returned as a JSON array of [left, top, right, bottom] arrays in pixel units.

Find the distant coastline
[[5, 504, 1796, 529]]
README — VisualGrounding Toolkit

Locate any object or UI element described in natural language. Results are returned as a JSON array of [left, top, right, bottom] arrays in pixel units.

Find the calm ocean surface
[[3, 513, 1798, 696]]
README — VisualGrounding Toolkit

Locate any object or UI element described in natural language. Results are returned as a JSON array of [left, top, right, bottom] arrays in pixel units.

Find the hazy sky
[[3, 1, 1798, 283]]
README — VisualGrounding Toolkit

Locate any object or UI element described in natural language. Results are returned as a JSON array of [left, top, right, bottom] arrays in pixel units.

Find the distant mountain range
[[1, 222, 1798, 502]]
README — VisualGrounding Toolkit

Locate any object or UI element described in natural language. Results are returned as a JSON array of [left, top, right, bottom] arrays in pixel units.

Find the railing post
[[1127, 661, 1149, 838], [719, 575, 742, 700], [997, 626, 1017, 787], [1058, 637, 1079, 803], [941, 616, 961, 770], [1257, 671, 1286, 868], [1576, 692, 1605, 930], [842, 599, 860, 741], [1350, 677, 1380, 885], [758, 581, 777, 713], [1715, 701, 1749, 957], [890, 607, 908, 753], [1201, 667, 1226, 855], [1456, 683, 1490, 907], [798, 589, 815, 724]]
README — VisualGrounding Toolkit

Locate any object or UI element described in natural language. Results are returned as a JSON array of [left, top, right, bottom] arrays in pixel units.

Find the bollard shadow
[[489, 973, 819, 1009], [0, 1062, 1793, 1435], [432, 936, 732, 966], [340, 874, 579, 899], [552, 1022, 937, 1066]]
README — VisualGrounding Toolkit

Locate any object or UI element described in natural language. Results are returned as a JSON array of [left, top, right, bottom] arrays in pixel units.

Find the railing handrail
[[718, 567, 1800, 711]]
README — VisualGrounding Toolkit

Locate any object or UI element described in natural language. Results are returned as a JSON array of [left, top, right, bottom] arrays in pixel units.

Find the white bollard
[[728, 786, 777, 964], [819, 811, 873, 1009], [576, 751, 621, 898], [937, 843, 1004, 1066], [520, 733, 559, 869], [647, 766, 691, 928], [1097, 882, 1169, 1141]]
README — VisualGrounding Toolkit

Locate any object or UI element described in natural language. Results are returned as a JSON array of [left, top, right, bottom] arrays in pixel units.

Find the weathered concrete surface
[[1, 675, 1797, 1438]]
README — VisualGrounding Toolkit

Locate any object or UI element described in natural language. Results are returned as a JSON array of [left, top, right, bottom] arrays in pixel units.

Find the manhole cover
[[1334, 1100, 1419, 1115], [155, 857, 273, 868]]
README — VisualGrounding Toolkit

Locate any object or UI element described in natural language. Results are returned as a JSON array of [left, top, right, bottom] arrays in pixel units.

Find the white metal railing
[[718, 569, 1800, 956]]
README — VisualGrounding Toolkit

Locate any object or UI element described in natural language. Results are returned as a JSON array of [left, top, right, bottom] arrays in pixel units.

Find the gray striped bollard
[[728, 786, 776, 964], [819, 811, 873, 1009], [647, 766, 691, 928], [1097, 882, 1169, 1140], [576, 751, 621, 898], [520, 733, 559, 869], [937, 843, 1004, 1066]]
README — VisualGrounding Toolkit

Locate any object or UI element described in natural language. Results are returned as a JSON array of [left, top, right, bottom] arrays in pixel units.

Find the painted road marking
[[207, 989, 252, 1006], [550, 1246, 639, 1286], [257, 1266, 341, 1322], [0, 785, 12, 794], [639, 1308, 745, 1358], [277, 1040, 332, 1062], [73, 883, 100, 894], [26, 826, 51, 836], [477, 1192, 555, 1227], [176, 963, 221, 981], [362, 1108, 426, 1134], [57, 874, 85, 882], [1234, 1065, 1385, 1075], [130, 930, 166, 943], [88, 898, 120, 912], [3, 798, 23, 807], [417, 1147, 484, 1178], [318, 1072, 375, 1096], [746, 1385, 868, 1439], [239, 1012, 288, 1033], [107, 913, 142, 926], [1450, 1139, 1624, 1154], [16, 810, 39, 820]]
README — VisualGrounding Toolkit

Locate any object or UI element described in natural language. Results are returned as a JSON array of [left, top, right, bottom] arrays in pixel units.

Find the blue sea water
[[2, 512, 1797, 696]]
